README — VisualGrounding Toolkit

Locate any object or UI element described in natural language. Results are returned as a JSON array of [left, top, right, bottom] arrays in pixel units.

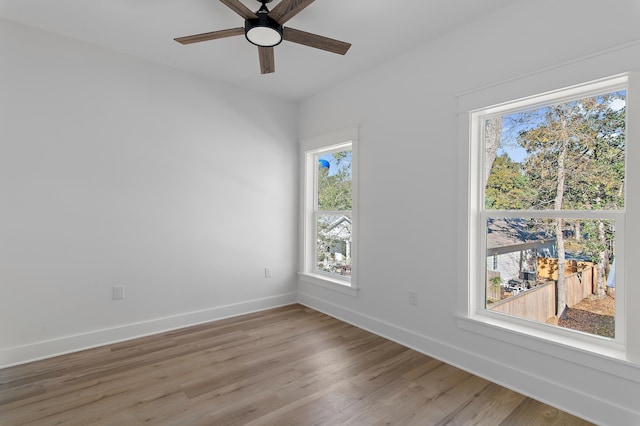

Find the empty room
[[1, 0, 640, 424]]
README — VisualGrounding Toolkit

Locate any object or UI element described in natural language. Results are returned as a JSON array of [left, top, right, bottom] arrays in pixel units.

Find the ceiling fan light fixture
[[245, 15, 283, 47]]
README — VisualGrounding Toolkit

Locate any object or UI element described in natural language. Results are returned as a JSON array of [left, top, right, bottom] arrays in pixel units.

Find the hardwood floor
[[0, 304, 593, 425]]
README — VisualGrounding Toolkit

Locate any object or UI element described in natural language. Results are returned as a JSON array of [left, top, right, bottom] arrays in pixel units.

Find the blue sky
[[495, 90, 626, 164], [498, 144, 528, 163], [319, 151, 352, 177]]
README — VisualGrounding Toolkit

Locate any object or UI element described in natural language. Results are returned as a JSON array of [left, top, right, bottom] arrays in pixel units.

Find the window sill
[[298, 272, 358, 297], [456, 313, 640, 383]]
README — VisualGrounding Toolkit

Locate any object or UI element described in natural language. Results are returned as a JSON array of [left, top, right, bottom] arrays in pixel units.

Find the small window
[[315, 149, 352, 277], [300, 128, 358, 292]]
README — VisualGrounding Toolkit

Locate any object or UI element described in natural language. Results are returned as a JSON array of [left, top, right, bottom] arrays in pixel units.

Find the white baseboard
[[298, 293, 638, 426], [0, 293, 297, 368]]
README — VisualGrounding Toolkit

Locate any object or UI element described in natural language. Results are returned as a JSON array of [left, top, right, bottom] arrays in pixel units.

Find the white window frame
[[457, 71, 640, 365], [300, 127, 358, 296]]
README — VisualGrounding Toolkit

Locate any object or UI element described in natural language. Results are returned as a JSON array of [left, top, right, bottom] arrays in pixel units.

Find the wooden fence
[[566, 265, 595, 307], [489, 282, 555, 323], [489, 262, 597, 322], [537, 258, 593, 280]]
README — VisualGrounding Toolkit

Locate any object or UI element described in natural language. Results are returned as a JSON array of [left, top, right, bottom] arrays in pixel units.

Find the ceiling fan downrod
[[257, 0, 273, 12]]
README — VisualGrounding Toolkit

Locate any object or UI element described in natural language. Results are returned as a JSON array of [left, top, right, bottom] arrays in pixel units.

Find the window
[[316, 149, 352, 276], [459, 72, 640, 363], [300, 127, 358, 293], [481, 81, 626, 340]]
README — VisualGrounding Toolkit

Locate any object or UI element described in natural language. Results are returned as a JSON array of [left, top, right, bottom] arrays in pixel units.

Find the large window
[[481, 80, 626, 341], [459, 73, 640, 362], [300, 127, 358, 292]]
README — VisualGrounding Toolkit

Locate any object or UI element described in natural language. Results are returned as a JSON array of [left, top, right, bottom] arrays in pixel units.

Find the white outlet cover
[[113, 286, 125, 300]]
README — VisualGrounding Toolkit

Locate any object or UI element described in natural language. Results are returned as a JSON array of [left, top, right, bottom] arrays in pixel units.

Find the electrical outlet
[[112, 285, 125, 300], [409, 291, 418, 306], [265, 268, 271, 278]]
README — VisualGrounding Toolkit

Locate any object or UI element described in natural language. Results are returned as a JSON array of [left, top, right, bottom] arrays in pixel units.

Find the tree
[[485, 117, 502, 186], [317, 151, 352, 210], [485, 153, 534, 210], [573, 99, 625, 295], [516, 93, 625, 314]]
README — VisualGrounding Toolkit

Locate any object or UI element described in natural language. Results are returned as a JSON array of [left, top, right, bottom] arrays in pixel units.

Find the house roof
[[328, 215, 351, 229], [487, 218, 555, 253], [319, 215, 351, 241]]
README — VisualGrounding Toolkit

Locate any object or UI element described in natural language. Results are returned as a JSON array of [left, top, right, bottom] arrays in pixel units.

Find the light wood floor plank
[[0, 304, 594, 425]]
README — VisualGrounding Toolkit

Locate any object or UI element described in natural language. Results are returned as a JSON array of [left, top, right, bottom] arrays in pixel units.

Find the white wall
[[0, 19, 299, 366], [4, 1, 640, 423], [298, 1, 640, 425]]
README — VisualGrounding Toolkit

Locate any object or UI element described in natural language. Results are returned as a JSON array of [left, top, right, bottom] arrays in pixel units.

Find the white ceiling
[[0, 0, 513, 101]]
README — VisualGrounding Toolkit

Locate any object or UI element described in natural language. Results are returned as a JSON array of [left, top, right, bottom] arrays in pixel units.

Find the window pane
[[317, 150, 352, 211], [486, 217, 615, 338], [316, 213, 351, 277], [484, 90, 626, 211]]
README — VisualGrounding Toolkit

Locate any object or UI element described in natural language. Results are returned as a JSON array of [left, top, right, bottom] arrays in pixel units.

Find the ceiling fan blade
[[283, 27, 351, 55], [269, 0, 316, 24], [175, 27, 244, 45], [219, 0, 256, 20], [258, 46, 275, 74]]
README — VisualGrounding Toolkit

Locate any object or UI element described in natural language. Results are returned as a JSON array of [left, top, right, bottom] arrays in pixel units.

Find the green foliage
[[485, 154, 535, 209], [516, 93, 625, 211], [318, 150, 352, 211], [579, 219, 613, 263]]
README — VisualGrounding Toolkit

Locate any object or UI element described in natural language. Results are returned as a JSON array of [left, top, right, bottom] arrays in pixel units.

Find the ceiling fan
[[174, 0, 351, 74]]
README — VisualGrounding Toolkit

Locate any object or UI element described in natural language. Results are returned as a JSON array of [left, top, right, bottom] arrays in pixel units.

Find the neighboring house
[[318, 215, 351, 262], [486, 218, 556, 289], [318, 215, 351, 272]]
